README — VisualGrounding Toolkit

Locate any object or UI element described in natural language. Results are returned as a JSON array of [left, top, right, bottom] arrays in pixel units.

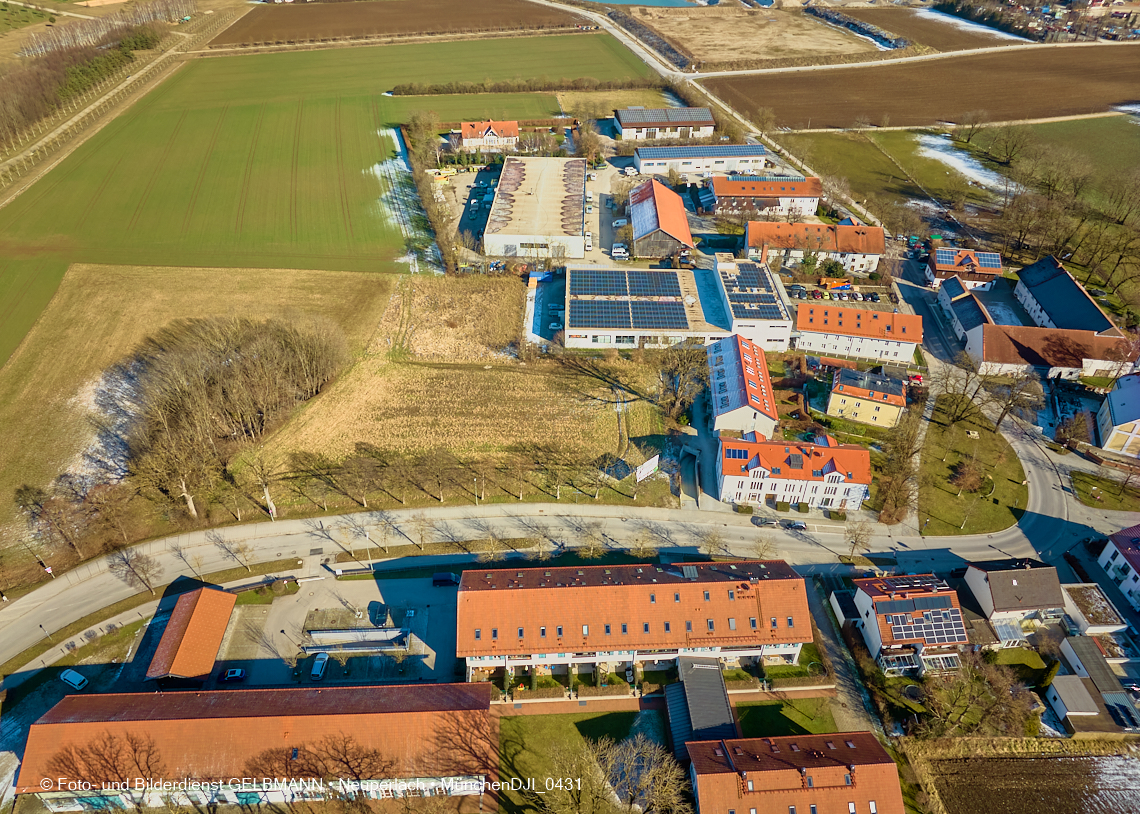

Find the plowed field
[[210, 0, 583, 46], [704, 44, 1140, 129], [841, 8, 1025, 51]]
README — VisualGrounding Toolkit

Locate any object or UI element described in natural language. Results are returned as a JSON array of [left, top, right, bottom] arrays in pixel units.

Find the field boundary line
[[182, 102, 230, 236], [780, 109, 1129, 134], [234, 103, 266, 236], [291, 99, 305, 241], [127, 107, 188, 232], [195, 25, 591, 55], [334, 97, 355, 242]]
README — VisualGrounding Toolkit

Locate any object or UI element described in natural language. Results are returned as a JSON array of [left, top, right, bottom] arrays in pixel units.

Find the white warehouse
[[482, 156, 586, 260], [633, 145, 769, 175]]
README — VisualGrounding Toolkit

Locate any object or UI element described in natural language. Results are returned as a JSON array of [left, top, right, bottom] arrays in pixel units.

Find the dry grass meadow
[[630, 7, 876, 62], [0, 264, 393, 534], [556, 89, 668, 119]]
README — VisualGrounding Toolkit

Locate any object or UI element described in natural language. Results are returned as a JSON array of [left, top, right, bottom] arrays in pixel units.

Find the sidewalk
[[807, 580, 883, 737]]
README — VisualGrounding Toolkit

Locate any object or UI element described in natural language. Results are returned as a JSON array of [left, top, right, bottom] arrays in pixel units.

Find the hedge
[[578, 684, 631, 698], [725, 679, 761, 691], [641, 682, 663, 695], [734, 504, 753, 515], [768, 675, 831, 689], [515, 686, 567, 700], [776, 502, 791, 512], [797, 503, 810, 513]]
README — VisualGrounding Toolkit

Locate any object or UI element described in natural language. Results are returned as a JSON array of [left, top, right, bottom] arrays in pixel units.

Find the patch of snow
[[61, 362, 146, 494], [912, 8, 1032, 42], [1089, 756, 1140, 812], [368, 127, 443, 275], [983, 301, 1023, 327], [915, 133, 1010, 192]]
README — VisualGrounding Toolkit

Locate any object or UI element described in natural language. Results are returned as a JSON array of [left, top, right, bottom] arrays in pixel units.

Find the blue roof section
[[1017, 256, 1115, 333], [635, 145, 767, 159], [941, 275, 968, 301], [951, 293, 989, 333]]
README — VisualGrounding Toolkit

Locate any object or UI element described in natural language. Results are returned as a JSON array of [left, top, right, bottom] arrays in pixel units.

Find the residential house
[[456, 119, 519, 151], [745, 221, 885, 274], [455, 561, 812, 683], [1061, 583, 1129, 636], [665, 657, 738, 759], [963, 559, 1064, 646], [717, 434, 871, 511], [1098, 524, 1140, 612], [852, 575, 968, 676], [15, 684, 496, 812], [794, 304, 923, 363], [706, 335, 779, 438], [706, 176, 821, 219], [826, 368, 906, 428], [968, 323, 1136, 380], [713, 254, 793, 351], [614, 107, 715, 140], [629, 179, 695, 258], [687, 732, 906, 814], [146, 587, 236, 683], [1096, 373, 1140, 459], [938, 275, 991, 343], [925, 247, 1003, 290], [634, 145, 769, 175]]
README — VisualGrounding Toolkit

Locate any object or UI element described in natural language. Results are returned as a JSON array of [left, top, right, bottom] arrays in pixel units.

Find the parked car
[[870, 292, 881, 302], [623, 166, 637, 176], [909, 374, 923, 384], [612, 218, 628, 228], [811, 289, 823, 299], [821, 290, 831, 299], [586, 204, 594, 213], [851, 292, 863, 301], [752, 517, 779, 527], [786, 521, 808, 531], [59, 669, 88, 691], [311, 652, 329, 681], [611, 243, 629, 260], [432, 572, 460, 586], [218, 668, 246, 683], [549, 322, 563, 332]]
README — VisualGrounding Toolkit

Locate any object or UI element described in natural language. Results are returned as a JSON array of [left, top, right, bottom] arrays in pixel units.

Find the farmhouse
[[482, 157, 586, 260], [852, 574, 968, 676], [794, 304, 923, 363], [713, 254, 793, 351], [562, 266, 728, 349], [16, 685, 496, 812], [455, 561, 812, 682], [969, 323, 1135, 380], [146, 587, 236, 683], [925, 247, 1004, 289], [614, 106, 715, 140], [1096, 373, 1140, 459], [705, 175, 821, 218], [633, 144, 769, 175], [716, 434, 871, 511], [826, 367, 906, 428], [962, 559, 1064, 646], [1097, 523, 1140, 612], [454, 119, 519, 151], [1014, 256, 1124, 337], [629, 179, 694, 258], [706, 334, 778, 438], [745, 221, 885, 273], [686, 733, 906, 814]]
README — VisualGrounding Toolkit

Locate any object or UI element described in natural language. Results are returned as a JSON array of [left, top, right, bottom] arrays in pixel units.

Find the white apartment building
[[794, 304, 923, 363], [716, 434, 871, 510]]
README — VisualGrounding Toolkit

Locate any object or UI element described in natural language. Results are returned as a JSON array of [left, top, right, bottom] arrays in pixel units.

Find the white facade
[[1061, 584, 1129, 636], [716, 447, 870, 511], [484, 233, 584, 261], [754, 244, 880, 274], [925, 267, 996, 290], [635, 151, 768, 174], [794, 331, 918, 363], [706, 335, 779, 438], [1044, 676, 1100, 720], [1096, 374, 1140, 460], [1098, 538, 1140, 612], [852, 589, 884, 658]]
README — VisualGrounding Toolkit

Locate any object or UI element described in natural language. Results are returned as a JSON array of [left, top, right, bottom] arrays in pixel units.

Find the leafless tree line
[[19, 0, 196, 56]]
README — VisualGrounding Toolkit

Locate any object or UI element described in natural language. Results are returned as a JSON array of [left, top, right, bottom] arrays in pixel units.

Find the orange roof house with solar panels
[[795, 304, 923, 363], [717, 434, 871, 512], [629, 179, 694, 258], [687, 733, 906, 814], [707, 335, 778, 438], [925, 246, 1003, 289], [826, 368, 907, 428], [16, 684, 496, 811], [146, 587, 236, 682], [455, 561, 811, 682], [852, 574, 969, 677], [745, 221, 886, 274]]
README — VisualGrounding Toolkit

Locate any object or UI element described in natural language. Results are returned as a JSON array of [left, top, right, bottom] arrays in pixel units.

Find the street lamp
[[40, 624, 53, 643], [474, 477, 478, 506]]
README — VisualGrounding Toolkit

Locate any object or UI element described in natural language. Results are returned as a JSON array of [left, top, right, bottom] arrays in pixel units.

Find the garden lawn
[[918, 395, 1027, 536], [990, 647, 1048, 687], [1072, 471, 1140, 512], [736, 698, 837, 738]]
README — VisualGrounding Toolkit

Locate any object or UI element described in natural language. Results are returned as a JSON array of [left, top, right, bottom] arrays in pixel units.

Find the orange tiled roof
[[630, 179, 694, 247], [16, 684, 495, 793], [719, 436, 872, 485], [831, 368, 906, 408], [455, 561, 810, 657], [688, 733, 905, 814], [146, 587, 236, 680], [713, 177, 823, 198], [796, 304, 923, 343], [460, 119, 519, 140], [853, 574, 968, 649], [929, 248, 1003, 274], [709, 335, 778, 421], [980, 324, 1137, 368], [747, 222, 886, 255]]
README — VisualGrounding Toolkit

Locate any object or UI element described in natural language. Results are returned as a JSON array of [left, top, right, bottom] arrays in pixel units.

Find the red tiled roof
[[796, 304, 923, 343], [713, 177, 823, 198], [460, 120, 519, 140], [830, 369, 906, 408], [455, 561, 810, 657], [980, 325, 1137, 368], [1110, 524, 1140, 573], [747, 222, 885, 255], [709, 335, 778, 421], [687, 733, 905, 814], [146, 587, 236, 680], [719, 437, 872, 485], [929, 248, 1003, 274], [17, 684, 495, 793], [630, 179, 694, 247]]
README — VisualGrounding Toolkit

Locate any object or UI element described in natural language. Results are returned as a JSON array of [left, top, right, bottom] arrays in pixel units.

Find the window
[[665, 622, 672, 633], [728, 589, 735, 600], [810, 807, 818, 814], [675, 593, 681, 603], [707, 619, 715, 631], [583, 625, 589, 636], [746, 780, 753, 791], [806, 776, 813, 788], [789, 809, 796, 814], [475, 629, 481, 640], [849, 805, 857, 814], [492, 629, 498, 640], [621, 623, 628, 635], [729, 618, 736, 630], [605, 624, 612, 635], [870, 803, 878, 814], [686, 621, 693, 632], [650, 593, 656, 604], [557, 626, 563, 637], [703, 591, 710, 601], [750, 617, 757, 629], [518, 627, 524, 638], [771, 617, 778, 628], [540, 627, 546, 638], [788, 616, 795, 628], [845, 774, 852, 786], [644, 623, 650, 633]]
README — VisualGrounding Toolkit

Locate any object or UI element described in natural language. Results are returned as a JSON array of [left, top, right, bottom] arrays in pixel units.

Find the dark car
[[870, 292, 881, 302], [785, 521, 808, 531], [752, 517, 779, 527], [218, 668, 246, 683], [432, 572, 460, 586]]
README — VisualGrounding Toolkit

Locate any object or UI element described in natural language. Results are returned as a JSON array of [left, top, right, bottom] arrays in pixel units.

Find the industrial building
[[713, 254, 793, 351], [482, 156, 586, 260], [614, 106, 715, 140], [633, 144, 769, 174], [629, 179, 694, 258]]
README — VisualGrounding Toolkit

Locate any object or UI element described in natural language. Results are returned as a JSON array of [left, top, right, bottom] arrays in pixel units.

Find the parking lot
[[785, 282, 898, 312]]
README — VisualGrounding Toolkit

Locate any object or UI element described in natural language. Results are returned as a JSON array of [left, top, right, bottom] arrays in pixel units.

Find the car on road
[[785, 521, 808, 531], [751, 517, 779, 527], [612, 218, 628, 229], [218, 668, 246, 683], [60, 669, 88, 691], [311, 652, 329, 681]]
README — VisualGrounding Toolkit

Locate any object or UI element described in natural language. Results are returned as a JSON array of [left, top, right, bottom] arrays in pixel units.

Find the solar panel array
[[719, 261, 787, 321], [887, 608, 967, 645], [631, 300, 687, 329], [636, 145, 767, 160], [628, 270, 682, 298], [617, 107, 714, 126], [879, 575, 951, 593], [878, 595, 952, 615], [569, 300, 631, 330], [976, 253, 1003, 268], [567, 268, 689, 331], [934, 247, 1003, 270], [570, 268, 627, 297]]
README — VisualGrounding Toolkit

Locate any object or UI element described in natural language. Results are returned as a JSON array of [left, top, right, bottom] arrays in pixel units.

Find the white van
[[60, 669, 88, 691], [586, 191, 594, 203], [611, 243, 629, 260], [612, 218, 628, 229]]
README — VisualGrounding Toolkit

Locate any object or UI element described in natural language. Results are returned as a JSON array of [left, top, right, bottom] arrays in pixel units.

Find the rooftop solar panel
[[617, 107, 714, 126], [627, 270, 682, 298], [569, 268, 628, 297], [977, 253, 1003, 268], [888, 608, 967, 645], [631, 300, 688, 330], [636, 145, 767, 160], [568, 300, 631, 330], [935, 248, 956, 264]]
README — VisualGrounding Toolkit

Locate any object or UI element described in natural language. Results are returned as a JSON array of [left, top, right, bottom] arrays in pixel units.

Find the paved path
[[807, 581, 881, 737]]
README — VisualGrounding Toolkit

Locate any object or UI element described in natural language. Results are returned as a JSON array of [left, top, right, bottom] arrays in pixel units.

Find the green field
[[0, 3, 48, 33], [1001, 115, 1140, 180], [0, 33, 646, 364]]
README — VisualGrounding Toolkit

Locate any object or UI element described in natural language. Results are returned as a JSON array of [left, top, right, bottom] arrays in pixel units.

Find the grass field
[[919, 395, 1028, 536], [1071, 471, 1140, 512], [704, 44, 1140, 129], [0, 3, 49, 33], [982, 115, 1140, 180], [736, 698, 837, 737], [557, 88, 667, 118], [0, 264, 393, 537]]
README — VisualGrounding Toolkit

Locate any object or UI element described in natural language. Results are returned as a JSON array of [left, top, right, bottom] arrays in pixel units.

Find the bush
[[725, 678, 761, 691], [776, 501, 791, 512], [828, 510, 847, 521], [641, 682, 662, 695], [734, 504, 754, 514], [578, 684, 631, 697], [797, 503, 810, 513], [515, 686, 566, 700], [767, 675, 828, 689]]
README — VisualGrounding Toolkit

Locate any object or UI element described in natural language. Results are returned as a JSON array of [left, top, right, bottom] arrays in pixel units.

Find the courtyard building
[[455, 561, 812, 683], [1096, 373, 1140, 459], [746, 221, 885, 274]]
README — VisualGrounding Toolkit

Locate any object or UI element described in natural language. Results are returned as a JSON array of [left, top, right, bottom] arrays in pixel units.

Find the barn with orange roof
[[629, 179, 695, 258]]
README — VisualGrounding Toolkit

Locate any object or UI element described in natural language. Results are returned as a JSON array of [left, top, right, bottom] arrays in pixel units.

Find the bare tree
[[845, 520, 873, 560], [579, 522, 607, 559], [107, 547, 162, 596], [747, 532, 777, 561], [657, 339, 710, 421], [409, 512, 435, 551], [628, 527, 658, 559], [952, 110, 988, 144], [698, 527, 726, 558], [48, 731, 167, 811], [982, 368, 1043, 428], [208, 530, 254, 573], [541, 735, 691, 814], [245, 449, 284, 520]]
